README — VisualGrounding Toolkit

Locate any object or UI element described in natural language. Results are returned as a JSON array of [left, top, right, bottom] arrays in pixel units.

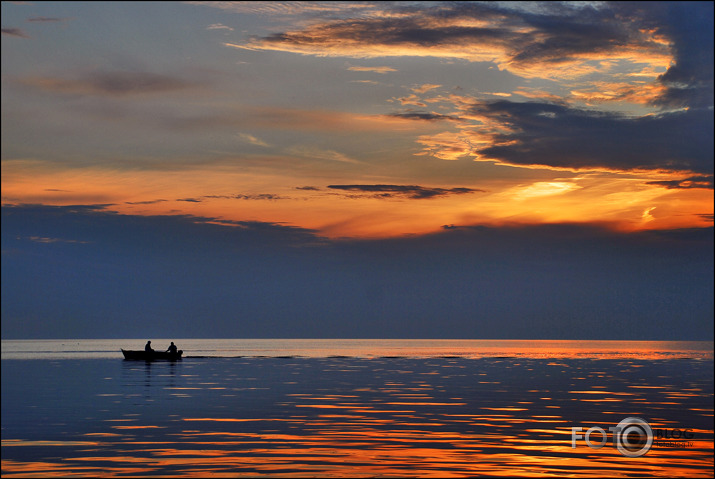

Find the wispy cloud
[[2, 28, 29, 38], [21, 236, 91, 244], [646, 176, 714, 190], [187, 1, 375, 16], [385, 111, 460, 122], [394, 94, 427, 107], [414, 131, 476, 161], [27, 17, 68, 22], [288, 146, 362, 164], [242, 107, 429, 133], [207, 23, 233, 31], [347, 65, 397, 74], [349, 79, 380, 85], [412, 84, 441, 94], [177, 193, 289, 203], [237, 133, 270, 147], [125, 199, 168, 205], [204, 193, 287, 201], [327, 184, 484, 199], [19, 71, 200, 96]]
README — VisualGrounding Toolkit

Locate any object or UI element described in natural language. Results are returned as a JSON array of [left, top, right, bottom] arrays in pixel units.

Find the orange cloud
[[347, 65, 397, 74], [570, 81, 668, 106]]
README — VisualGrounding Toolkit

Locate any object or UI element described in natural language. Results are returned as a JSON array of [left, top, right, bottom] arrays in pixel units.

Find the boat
[[121, 349, 183, 360]]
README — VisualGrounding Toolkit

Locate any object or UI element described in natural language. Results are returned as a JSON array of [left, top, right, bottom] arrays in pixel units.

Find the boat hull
[[121, 349, 183, 360]]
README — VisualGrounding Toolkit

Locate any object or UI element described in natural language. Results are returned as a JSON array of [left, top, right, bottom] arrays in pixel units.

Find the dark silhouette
[[166, 342, 178, 354], [145, 340, 153, 353]]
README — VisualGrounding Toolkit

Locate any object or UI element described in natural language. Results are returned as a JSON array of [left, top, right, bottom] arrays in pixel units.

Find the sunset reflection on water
[[2, 346, 713, 477]]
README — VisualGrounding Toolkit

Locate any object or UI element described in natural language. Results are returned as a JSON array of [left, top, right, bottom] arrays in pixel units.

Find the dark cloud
[[19, 71, 199, 96], [295, 186, 321, 191], [1, 205, 712, 339], [386, 112, 460, 122], [500, 4, 642, 64], [27, 17, 67, 22], [231, 194, 286, 201], [200, 194, 288, 201], [328, 184, 484, 199], [646, 175, 714, 190], [469, 100, 714, 174], [125, 199, 168, 205], [243, 2, 711, 110], [2, 27, 29, 38], [632, 1, 714, 109], [169, 194, 291, 203]]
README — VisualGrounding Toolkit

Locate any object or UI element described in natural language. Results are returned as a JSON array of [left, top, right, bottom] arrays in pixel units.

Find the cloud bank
[[2, 204, 712, 339]]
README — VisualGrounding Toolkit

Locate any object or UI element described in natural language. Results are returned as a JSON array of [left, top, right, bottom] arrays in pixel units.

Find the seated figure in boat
[[166, 342, 178, 355], [145, 340, 154, 353]]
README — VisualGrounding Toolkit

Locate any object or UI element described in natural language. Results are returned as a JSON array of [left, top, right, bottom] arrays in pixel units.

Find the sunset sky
[[2, 1, 713, 340]]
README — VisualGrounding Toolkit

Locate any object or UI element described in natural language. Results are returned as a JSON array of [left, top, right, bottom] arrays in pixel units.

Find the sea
[[2, 339, 713, 477]]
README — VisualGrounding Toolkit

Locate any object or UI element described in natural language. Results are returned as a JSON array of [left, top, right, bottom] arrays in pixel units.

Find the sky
[[1, 1, 713, 340]]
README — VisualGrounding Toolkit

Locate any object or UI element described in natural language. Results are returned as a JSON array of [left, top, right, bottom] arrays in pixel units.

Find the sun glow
[[2, 160, 711, 239]]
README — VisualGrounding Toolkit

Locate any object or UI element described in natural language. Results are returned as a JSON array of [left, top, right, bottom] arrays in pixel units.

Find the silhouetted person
[[145, 340, 154, 353], [166, 342, 178, 354]]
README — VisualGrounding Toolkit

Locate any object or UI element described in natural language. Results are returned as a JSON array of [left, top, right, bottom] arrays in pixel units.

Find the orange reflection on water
[[3, 355, 712, 477], [3, 425, 713, 479]]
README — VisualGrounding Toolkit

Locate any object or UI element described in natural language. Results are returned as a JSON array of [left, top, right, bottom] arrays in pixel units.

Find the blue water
[[2, 340, 713, 477]]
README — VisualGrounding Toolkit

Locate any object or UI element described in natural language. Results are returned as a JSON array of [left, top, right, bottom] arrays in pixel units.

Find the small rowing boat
[[121, 349, 183, 360]]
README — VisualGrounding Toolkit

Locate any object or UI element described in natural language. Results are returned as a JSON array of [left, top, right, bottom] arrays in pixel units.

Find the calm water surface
[[2, 340, 713, 477]]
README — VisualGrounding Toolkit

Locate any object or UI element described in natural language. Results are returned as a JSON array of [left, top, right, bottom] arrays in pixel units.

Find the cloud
[[125, 199, 168, 205], [569, 81, 667, 106], [27, 17, 68, 22], [233, 2, 673, 85], [640, 1, 714, 109], [187, 1, 375, 16], [385, 111, 460, 122], [237, 133, 270, 147], [646, 176, 714, 190], [412, 84, 441, 94], [415, 131, 476, 161], [394, 94, 427, 107], [2, 28, 29, 38], [288, 145, 362, 164], [327, 184, 484, 199], [227, 2, 711, 111], [2, 204, 712, 339], [458, 100, 714, 175], [347, 65, 397, 74], [176, 193, 290, 203], [21, 236, 90, 244], [207, 23, 233, 31], [240, 106, 428, 132], [19, 71, 200, 96], [349, 79, 380, 85], [204, 194, 287, 201]]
